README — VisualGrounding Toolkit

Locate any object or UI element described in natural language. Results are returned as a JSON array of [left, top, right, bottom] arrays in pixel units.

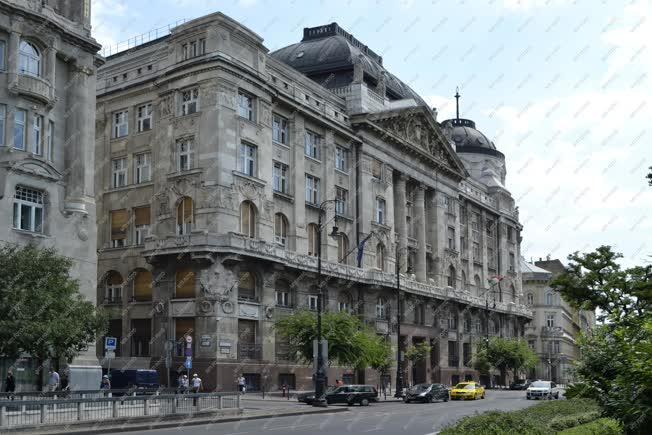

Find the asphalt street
[[103, 390, 538, 435]]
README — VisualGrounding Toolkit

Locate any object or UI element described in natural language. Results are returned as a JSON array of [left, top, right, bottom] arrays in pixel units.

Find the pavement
[[86, 390, 537, 435]]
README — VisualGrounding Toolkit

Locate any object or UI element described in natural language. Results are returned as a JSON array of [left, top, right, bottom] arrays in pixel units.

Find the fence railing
[[0, 391, 240, 429]]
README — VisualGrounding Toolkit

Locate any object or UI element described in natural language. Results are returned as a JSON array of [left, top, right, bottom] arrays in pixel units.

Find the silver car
[[526, 380, 562, 400]]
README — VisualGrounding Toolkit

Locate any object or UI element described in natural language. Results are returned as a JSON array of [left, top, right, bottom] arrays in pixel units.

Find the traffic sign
[[105, 337, 117, 351], [105, 350, 115, 359], [185, 335, 193, 343], [184, 357, 192, 369]]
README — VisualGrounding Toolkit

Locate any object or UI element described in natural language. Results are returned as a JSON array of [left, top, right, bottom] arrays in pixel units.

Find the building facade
[[0, 0, 101, 389], [95, 14, 531, 391], [522, 258, 595, 384]]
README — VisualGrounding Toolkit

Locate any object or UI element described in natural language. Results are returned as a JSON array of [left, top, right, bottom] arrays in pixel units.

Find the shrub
[[549, 411, 601, 431], [558, 418, 623, 434], [440, 411, 545, 435]]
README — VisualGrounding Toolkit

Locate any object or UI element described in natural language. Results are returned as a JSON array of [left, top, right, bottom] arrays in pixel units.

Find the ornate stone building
[[95, 14, 531, 391], [522, 258, 595, 384], [0, 0, 101, 389]]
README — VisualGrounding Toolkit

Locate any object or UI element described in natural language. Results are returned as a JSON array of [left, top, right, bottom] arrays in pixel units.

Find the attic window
[[147, 65, 152, 70], [137, 68, 142, 74], [122, 73, 127, 80], [296, 51, 304, 58]]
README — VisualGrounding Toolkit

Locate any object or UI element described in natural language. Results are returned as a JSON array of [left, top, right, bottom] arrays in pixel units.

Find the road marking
[[267, 423, 320, 431]]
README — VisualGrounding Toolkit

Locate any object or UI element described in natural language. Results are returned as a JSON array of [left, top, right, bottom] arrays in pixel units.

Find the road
[[102, 390, 537, 435]]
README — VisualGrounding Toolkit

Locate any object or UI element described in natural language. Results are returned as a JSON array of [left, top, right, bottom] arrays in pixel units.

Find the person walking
[[191, 374, 202, 406], [47, 368, 60, 392], [5, 370, 16, 398], [238, 375, 246, 394], [100, 375, 111, 390]]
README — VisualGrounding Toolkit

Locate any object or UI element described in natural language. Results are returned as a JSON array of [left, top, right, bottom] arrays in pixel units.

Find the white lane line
[[267, 423, 320, 431]]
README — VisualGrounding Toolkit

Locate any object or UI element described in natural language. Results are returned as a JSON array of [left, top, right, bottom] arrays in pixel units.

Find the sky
[[91, 0, 652, 267]]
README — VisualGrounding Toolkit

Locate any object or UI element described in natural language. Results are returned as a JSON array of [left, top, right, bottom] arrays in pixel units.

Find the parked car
[[526, 380, 562, 400], [297, 386, 336, 404], [108, 369, 159, 391], [325, 384, 378, 406], [450, 382, 485, 400], [510, 379, 532, 390], [403, 383, 450, 403]]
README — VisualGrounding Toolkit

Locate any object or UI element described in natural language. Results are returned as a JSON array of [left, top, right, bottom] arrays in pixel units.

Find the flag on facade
[[356, 238, 367, 267]]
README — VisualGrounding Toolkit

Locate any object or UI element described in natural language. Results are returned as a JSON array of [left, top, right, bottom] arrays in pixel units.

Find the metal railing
[[0, 391, 240, 429]]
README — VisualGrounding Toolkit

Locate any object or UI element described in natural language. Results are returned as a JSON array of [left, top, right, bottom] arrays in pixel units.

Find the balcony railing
[[541, 326, 563, 336], [103, 297, 122, 305], [448, 357, 459, 368], [238, 343, 262, 360]]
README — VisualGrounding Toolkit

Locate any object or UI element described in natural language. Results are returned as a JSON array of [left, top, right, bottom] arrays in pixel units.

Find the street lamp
[[313, 199, 341, 408], [394, 245, 412, 398]]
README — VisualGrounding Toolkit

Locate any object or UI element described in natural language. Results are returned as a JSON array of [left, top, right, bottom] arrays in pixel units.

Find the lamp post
[[313, 199, 340, 407], [394, 245, 412, 398]]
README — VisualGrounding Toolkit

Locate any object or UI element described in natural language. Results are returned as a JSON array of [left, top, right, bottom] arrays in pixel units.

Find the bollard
[[236, 392, 241, 409], [218, 396, 223, 409], [40, 403, 47, 424], [171, 396, 177, 414], [0, 405, 6, 427], [53, 394, 57, 412], [112, 400, 118, 418], [21, 396, 26, 414], [143, 398, 149, 416], [77, 401, 82, 421]]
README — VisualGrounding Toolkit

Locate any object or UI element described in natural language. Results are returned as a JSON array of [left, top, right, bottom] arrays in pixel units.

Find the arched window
[[447, 265, 456, 288], [307, 223, 319, 256], [275, 279, 291, 307], [19, 40, 40, 77], [105, 271, 123, 304], [238, 271, 256, 301], [526, 293, 534, 305], [546, 292, 553, 305], [375, 297, 387, 319], [461, 270, 467, 289], [337, 233, 349, 263], [337, 292, 352, 313], [274, 213, 288, 246], [175, 267, 195, 298], [474, 275, 482, 296], [511, 284, 516, 302], [133, 269, 153, 302], [176, 197, 193, 235], [376, 243, 385, 271], [447, 311, 458, 330], [240, 201, 256, 238]]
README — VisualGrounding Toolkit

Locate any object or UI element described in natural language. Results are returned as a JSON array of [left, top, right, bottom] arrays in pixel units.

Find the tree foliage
[[0, 245, 108, 365], [473, 337, 538, 383], [273, 310, 392, 370], [405, 341, 431, 362], [551, 246, 652, 434]]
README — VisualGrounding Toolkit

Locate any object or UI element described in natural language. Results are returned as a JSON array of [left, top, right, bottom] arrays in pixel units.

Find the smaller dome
[[443, 119, 495, 150]]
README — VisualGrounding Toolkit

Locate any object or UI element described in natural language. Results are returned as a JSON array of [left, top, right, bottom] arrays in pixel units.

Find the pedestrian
[[335, 379, 343, 387], [191, 374, 202, 406], [238, 375, 246, 394], [5, 370, 16, 397], [47, 368, 60, 392], [100, 375, 111, 390]]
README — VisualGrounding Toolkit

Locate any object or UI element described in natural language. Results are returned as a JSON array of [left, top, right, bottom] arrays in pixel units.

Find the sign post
[[184, 335, 193, 380], [104, 337, 117, 378]]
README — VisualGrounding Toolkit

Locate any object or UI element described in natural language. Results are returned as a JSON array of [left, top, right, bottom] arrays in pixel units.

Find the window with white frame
[[31, 114, 42, 155], [105, 276, 122, 304], [337, 234, 349, 263], [112, 110, 128, 138], [13, 186, 44, 233], [0, 104, 5, 146], [276, 290, 290, 307], [237, 91, 254, 121], [527, 293, 534, 305], [305, 174, 320, 204], [134, 206, 150, 245], [274, 213, 288, 246], [335, 187, 348, 216], [338, 292, 351, 313], [176, 197, 193, 235], [0, 40, 5, 71], [272, 114, 288, 144], [308, 294, 319, 311], [546, 292, 554, 306], [546, 313, 555, 328], [180, 88, 199, 115], [307, 223, 319, 256], [112, 158, 127, 188], [304, 131, 320, 159], [182, 38, 206, 60], [46, 120, 54, 161], [375, 297, 387, 319], [240, 201, 256, 238], [238, 142, 257, 177], [135, 153, 151, 183], [509, 252, 515, 271], [376, 243, 385, 271], [13, 109, 26, 150], [177, 138, 194, 171], [335, 146, 347, 171], [136, 103, 152, 132], [447, 227, 456, 250], [18, 40, 40, 77], [272, 162, 288, 194], [375, 197, 386, 224]]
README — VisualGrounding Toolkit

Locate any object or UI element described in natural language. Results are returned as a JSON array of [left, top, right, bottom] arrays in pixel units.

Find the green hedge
[[440, 399, 600, 435], [558, 418, 623, 434]]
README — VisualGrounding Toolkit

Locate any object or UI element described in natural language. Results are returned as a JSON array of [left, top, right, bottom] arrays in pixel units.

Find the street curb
[[5, 406, 349, 435]]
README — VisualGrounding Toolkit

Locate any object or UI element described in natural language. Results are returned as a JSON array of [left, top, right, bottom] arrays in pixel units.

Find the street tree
[[551, 246, 651, 434], [474, 337, 538, 386], [0, 245, 108, 387], [404, 341, 431, 363]]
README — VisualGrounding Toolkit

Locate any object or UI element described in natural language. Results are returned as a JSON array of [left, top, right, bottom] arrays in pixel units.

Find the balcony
[[9, 74, 56, 106], [103, 297, 122, 305], [238, 343, 262, 360], [541, 326, 563, 337]]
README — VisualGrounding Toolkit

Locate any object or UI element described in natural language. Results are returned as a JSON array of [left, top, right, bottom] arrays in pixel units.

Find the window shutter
[[134, 270, 153, 301], [134, 206, 150, 226], [175, 267, 195, 298], [111, 210, 128, 239], [183, 198, 192, 224]]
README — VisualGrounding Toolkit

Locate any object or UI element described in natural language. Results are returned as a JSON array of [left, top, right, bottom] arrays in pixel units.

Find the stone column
[[393, 173, 408, 272], [414, 184, 426, 282], [8, 31, 19, 75], [45, 46, 56, 85]]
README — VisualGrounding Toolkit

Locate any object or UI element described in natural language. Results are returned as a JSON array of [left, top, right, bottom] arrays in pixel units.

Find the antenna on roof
[[455, 86, 461, 120]]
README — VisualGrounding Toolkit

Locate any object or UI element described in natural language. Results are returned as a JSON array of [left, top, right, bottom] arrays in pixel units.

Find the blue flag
[[356, 238, 367, 268]]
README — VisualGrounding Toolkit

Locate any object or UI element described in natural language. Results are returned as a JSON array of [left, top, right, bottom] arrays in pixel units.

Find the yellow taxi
[[450, 381, 485, 400]]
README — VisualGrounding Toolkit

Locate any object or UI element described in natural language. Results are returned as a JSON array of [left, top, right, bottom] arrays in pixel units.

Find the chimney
[[546, 254, 551, 261]]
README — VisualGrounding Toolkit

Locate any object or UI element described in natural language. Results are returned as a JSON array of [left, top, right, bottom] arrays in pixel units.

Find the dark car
[[108, 369, 159, 391], [404, 383, 450, 403], [510, 379, 532, 390], [325, 385, 378, 406], [297, 386, 336, 404]]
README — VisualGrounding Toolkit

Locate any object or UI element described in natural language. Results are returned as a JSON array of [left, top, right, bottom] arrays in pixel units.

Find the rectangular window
[[134, 206, 150, 245], [135, 153, 151, 183], [182, 43, 188, 60], [0, 104, 5, 146], [371, 158, 382, 179], [335, 187, 348, 216], [137, 103, 152, 132], [13, 186, 44, 233], [551, 340, 560, 354], [13, 109, 26, 150], [308, 295, 319, 311], [238, 142, 257, 177], [110, 209, 128, 248], [487, 247, 496, 268], [32, 114, 42, 155], [177, 138, 194, 171], [528, 340, 536, 350], [112, 158, 127, 188], [272, 162, 288, 194], [486, 220, 495, 238], [304, 131, 321, 159], [447, 227, 456, 250], [46, 120, 54, 161], [305, 174, 320, 204], [335, 146, 348, 171], [0, 40, 5, 71], [181, 88, 199, 115], [276, 291, 289, 307], [272, 114, 288, 144], [507, 226, 514, 242], [546, 313, 555, 328], [199, 38, 206, 55], [237, 91, 254, 121], [473, 242, 481, 260], [471, 213, 480, 231], [375, 197, 386, 224], [112, 110, 128, 138], [460, 236, 467, 252], [509, 253, 515, 271], [445, 196, 456, 215]]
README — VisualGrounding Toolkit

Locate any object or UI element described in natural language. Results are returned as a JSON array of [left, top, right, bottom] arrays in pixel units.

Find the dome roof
[[441, 118, 504, 159]]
